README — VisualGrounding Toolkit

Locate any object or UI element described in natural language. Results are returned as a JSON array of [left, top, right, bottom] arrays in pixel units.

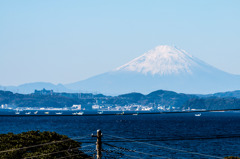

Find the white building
[[1, 104, 8, 109], [92, 105, 99, 110], [72, 105, 81, 110]]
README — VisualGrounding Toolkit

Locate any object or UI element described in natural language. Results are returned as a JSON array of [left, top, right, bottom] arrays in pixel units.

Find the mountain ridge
[[1, 82, 71, 94]]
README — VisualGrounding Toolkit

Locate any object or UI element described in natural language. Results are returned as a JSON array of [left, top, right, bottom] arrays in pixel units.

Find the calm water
[[0, 112, 240, 158]]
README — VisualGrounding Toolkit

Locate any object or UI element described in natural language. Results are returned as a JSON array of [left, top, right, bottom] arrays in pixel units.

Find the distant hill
[[2, 82, 71, 94], [118, 90, 197, 108], [1, 89, 240, 111], [203, 90, 240, 98], [185, 97, 240, 110]]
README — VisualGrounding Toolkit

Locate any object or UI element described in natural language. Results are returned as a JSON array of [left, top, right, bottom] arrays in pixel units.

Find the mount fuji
[[66, 45, 240, 95]]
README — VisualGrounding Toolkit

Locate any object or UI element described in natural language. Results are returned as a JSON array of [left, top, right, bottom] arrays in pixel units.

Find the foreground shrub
[[0, 130, 90, 159]]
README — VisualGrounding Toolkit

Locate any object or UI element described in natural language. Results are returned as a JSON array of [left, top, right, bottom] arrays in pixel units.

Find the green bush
[[0, 130, 90, 159]]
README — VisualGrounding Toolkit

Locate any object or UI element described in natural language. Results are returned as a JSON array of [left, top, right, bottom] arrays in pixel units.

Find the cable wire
[[24, 143, 95, 159], [0, 135, 89, 154], [56, 152, 94, 159], [105, 134, 223, 159], [103, 143, 142, 159], [56, 153, 80, 159], [100, 134, 240, 143], [103, 141, 167, 159], [122, 153, 143, 159]]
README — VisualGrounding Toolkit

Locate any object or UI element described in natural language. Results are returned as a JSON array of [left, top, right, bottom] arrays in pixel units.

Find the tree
[[0, 130, 90, 159]]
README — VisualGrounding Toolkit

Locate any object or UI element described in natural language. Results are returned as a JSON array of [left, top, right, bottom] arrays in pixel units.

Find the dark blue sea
[[1, 112, 240, 158]]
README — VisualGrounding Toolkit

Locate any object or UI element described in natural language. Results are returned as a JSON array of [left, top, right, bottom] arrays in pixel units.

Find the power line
[[102, 143, 142, 159], [56, 153, 80, 159], [122, 153, 143, 159], [56, 152, 94, 159], [99, 134, 240, 143], [24, 143, 95, 159], [0, 135, 89, 154], [105, 134, 223, 159], [103, 142, 135, 152], [24, 149, 70, 159], [103, 142, 168, 159], [132, 149, 169, 159], [103, 150, 143, 159]]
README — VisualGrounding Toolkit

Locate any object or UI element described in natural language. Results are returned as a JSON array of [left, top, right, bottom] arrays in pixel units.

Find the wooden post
[[92, 129, 102, 159], [96, 130, 102, 159]]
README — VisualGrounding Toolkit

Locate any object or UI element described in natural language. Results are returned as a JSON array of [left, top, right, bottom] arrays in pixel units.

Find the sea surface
[[0, 112, 240, 158]]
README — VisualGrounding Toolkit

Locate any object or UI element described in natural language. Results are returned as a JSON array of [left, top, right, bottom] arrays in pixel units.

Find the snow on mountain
[[116, 45, 197, 75]]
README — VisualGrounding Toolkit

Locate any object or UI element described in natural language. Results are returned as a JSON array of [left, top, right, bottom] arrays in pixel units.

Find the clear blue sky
[[0, 0, 240, 86]]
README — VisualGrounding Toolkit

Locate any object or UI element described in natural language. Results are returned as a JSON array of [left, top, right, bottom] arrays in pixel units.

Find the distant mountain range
[[1, 89, 240, 111], [0, 82, 71, 94], [1, 45, 240, 95]]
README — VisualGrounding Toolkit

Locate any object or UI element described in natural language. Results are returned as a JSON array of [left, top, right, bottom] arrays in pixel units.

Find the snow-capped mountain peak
[[66, 45, 240, 94], [116, 45, 198, 75]]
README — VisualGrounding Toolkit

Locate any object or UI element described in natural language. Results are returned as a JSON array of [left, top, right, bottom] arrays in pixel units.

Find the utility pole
[[92, 129, 102, 159]]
